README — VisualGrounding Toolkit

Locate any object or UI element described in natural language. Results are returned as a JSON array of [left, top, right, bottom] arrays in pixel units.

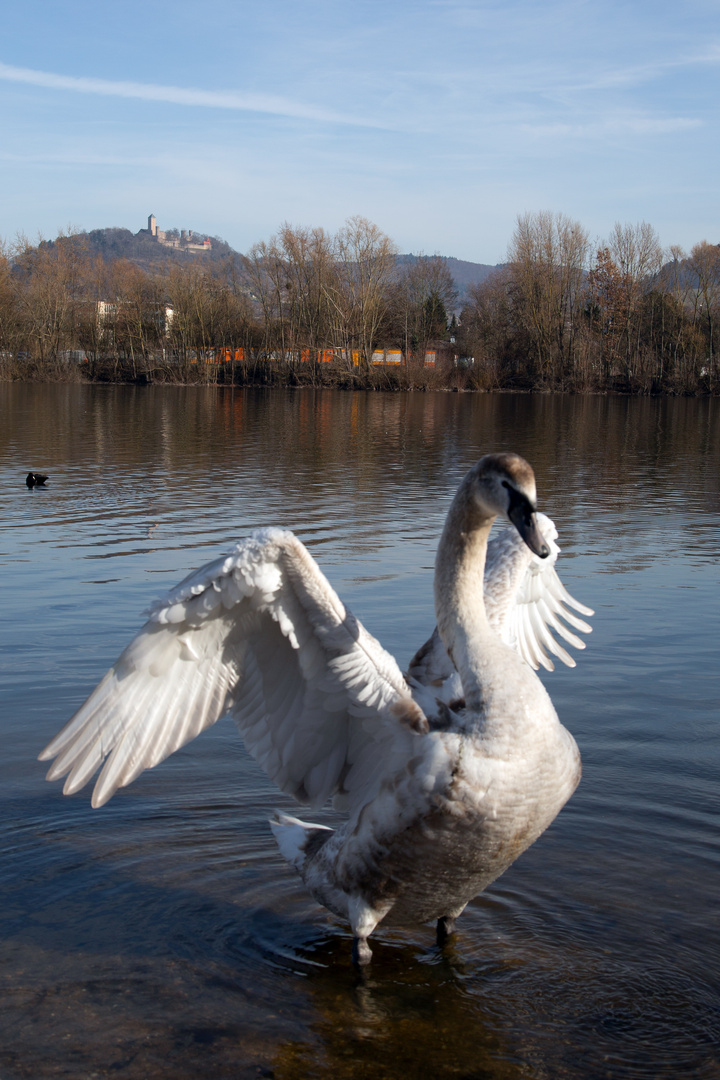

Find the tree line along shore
[[1, 212, 718, 394]]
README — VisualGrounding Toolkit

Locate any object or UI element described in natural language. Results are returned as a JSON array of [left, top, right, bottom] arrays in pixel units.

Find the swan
[[40, 453, 592, 964]]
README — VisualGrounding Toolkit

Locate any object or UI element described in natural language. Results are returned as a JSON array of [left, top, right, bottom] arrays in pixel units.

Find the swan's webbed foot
[[352, 936, 373, 966], [436, 915, 456, 946]]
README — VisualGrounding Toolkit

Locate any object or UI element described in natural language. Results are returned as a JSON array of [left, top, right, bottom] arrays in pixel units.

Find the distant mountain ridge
[[397, 254, 502, 300]]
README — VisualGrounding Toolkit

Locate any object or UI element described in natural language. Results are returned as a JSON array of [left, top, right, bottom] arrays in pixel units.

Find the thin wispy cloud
[[1, 1, 717, 260], [522, 116, 703, 139], [0, 146, 160, 164], [570, 45, 720, 92], [0, 61, 382, 128]]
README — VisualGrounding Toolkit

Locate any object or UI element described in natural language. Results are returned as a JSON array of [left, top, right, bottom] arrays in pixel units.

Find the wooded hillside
[[1, 213, 717, 393]]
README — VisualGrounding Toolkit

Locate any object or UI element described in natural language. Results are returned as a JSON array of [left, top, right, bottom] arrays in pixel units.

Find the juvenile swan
[[40, 454, 591, 964]]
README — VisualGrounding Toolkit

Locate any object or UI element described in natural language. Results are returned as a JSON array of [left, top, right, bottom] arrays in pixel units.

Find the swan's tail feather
[[270, 811, 333, 869]]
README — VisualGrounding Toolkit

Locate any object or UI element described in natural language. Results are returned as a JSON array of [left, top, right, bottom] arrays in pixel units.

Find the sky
[[1, 0, 718, 264]]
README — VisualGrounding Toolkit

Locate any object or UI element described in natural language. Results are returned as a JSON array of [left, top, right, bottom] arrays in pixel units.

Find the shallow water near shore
[[1, 384, 719, 1079]]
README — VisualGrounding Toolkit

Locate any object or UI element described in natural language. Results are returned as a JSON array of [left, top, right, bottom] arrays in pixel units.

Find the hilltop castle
[[144, 214, 211, 252]]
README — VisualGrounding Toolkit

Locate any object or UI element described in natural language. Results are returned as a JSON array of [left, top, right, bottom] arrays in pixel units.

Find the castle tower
[[148, 214, 157, 237]]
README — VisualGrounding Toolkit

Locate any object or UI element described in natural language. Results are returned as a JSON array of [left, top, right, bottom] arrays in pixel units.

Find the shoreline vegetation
[[2, 354, 716, 395], [0, 352, 514, 392], [2, 212, 718, 395]]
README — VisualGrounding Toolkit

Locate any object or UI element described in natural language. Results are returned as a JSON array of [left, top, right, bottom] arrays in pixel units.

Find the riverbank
[[1, 356, 715, 394], [1, 356, 471, 391]]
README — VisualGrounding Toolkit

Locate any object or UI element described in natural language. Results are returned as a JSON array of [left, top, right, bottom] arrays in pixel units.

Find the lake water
[[1, 383, 718, 1079]]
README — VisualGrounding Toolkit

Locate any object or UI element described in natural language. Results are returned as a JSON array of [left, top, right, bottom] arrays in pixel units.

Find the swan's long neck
[[434, 482, 497, 713]]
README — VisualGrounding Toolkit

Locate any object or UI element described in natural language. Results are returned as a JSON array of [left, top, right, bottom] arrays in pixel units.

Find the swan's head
[[468, 453, 550, 558]]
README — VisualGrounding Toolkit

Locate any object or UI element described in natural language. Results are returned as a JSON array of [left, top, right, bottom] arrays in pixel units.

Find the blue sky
[[1, 0, 718, 263]]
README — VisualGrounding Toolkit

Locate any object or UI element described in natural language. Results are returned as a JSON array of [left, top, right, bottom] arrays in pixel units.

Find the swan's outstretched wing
[[40, 529, 427, 810], [485, 513, 593, 671], [409, 514, 593, 685]]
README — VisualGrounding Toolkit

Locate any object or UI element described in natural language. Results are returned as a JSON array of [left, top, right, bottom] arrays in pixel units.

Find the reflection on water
[[1, 384, 719, 1079]]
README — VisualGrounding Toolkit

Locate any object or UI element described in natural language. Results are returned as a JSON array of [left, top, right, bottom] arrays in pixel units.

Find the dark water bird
[[26, 472, 49, 488], [40, 453, 592, 965]]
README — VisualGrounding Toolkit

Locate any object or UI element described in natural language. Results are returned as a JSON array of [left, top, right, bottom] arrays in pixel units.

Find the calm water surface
[[1, 384, 718, 1079]]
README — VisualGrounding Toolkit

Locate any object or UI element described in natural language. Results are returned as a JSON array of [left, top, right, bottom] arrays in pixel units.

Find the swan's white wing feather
[[410, 514, 593, 686], [40, 528, 426, 809], [492, 513, 593, 671]]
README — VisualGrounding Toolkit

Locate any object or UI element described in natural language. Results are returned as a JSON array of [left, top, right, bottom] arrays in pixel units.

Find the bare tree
[[607, 221, 664, 384], [112, 261, 165, 375], [507, 211, 590, 385], [242, 236, 288, 358], [332, 216, 398, 366], [458, 269, 515, 387], [165, 262, 218, 362], [394, 255, 458, 364], [277, 223, 335, 355], [12, 230, 89, 361], [586, 246, 626, 387], [687, 240, 720, 386], [0, 237, 25, 359]]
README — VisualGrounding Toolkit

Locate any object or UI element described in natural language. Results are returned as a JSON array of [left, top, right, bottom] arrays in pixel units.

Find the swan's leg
[[436, 915, 456, 945]]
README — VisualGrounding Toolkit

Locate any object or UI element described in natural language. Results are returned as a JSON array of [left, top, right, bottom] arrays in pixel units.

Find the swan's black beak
[[507, 497, 550, 558]]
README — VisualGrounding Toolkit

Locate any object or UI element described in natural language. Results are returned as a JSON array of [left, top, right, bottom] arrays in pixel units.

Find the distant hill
[[397, 254, 502, 303], [77, 227, 502, 300], [82, 226, 236, 270]]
